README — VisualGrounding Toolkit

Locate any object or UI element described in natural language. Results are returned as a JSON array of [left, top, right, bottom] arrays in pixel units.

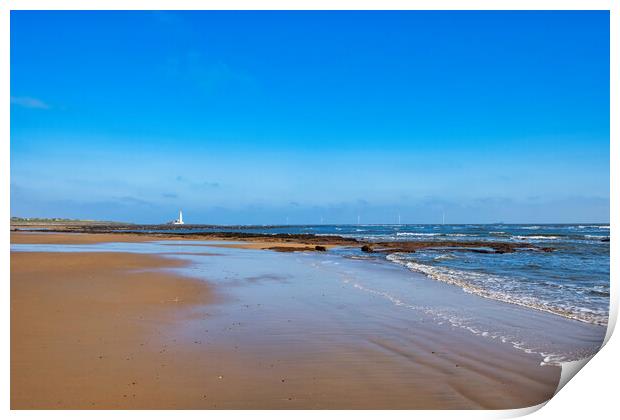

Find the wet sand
[[11, 232, 562, 409], [10, 251, 216, 409], [11, 231, 185, 244], [10, 231, 333, 251]]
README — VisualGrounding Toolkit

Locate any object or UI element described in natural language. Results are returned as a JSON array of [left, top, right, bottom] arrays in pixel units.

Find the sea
[[130, 223, 610, 327]]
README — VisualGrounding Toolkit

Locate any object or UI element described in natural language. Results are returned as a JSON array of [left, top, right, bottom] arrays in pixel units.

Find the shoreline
[[11, 230, 607, 327], [11, 231, 601, 409]]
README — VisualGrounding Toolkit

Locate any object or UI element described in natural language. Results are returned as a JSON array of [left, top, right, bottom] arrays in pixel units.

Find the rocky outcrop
[[22, 225, 555, 254]]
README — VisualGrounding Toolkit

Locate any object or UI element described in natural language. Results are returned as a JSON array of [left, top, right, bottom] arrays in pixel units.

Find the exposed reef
[[11, 224, 554, 255]]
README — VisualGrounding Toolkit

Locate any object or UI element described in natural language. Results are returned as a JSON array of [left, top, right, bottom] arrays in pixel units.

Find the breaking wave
[[386, 253, 608, 326]]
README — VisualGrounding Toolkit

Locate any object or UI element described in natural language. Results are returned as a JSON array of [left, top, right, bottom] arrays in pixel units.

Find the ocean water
[[131, 223, 610, 326]]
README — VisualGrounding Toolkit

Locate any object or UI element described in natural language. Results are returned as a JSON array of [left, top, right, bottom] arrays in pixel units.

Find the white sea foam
[[433, 254, 455, 261], [578, 225, 609, 229], [512, 235, 561, 240], [385, 253, 608, 326]]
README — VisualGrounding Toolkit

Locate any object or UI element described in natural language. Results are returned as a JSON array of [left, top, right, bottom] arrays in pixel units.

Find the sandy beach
[[10, 231, 570, 409]]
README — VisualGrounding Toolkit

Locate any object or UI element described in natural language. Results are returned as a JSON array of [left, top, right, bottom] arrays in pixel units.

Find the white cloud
[[11, 96, 50, 109]]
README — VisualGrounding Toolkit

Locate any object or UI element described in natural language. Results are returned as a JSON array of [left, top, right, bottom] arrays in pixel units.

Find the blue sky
[[11, 11, 609, 224]]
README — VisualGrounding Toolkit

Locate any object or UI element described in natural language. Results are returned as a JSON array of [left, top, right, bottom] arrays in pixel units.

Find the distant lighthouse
[[172, 210, 184, 225]]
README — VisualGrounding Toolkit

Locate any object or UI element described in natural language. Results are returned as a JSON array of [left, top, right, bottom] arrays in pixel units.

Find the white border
[[1, 1, 616, 419]]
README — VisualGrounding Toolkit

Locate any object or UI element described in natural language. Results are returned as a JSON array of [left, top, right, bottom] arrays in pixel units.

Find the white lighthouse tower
[[172, 210, 184, 225]]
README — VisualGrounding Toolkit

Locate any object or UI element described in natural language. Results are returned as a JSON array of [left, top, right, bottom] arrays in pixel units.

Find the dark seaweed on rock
[[363, 241, 552, 254]]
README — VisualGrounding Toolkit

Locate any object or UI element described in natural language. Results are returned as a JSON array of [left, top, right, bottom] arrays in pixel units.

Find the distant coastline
[[10, 217, 131, 226]]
